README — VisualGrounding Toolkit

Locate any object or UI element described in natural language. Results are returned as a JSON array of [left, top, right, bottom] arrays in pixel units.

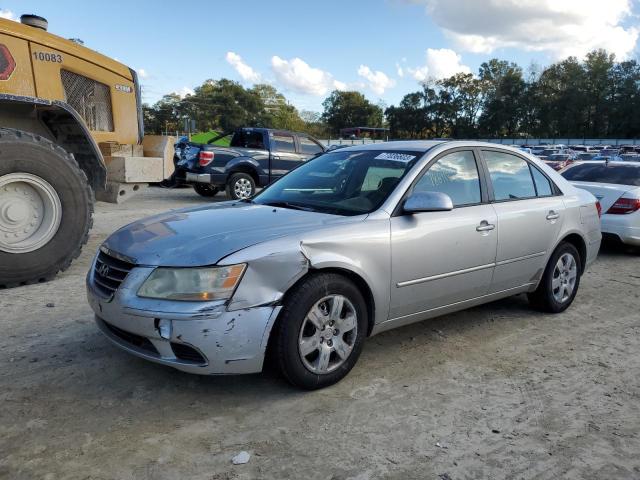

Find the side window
[[299, 136, 323, 155], [484, 151, 536, 201], [272, 134, 295, 153], [530, 166, 554, 197], [414, 150, 481, 207]]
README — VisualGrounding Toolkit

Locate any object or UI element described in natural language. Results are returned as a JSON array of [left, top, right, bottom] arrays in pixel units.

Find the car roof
[[333, 140, 537, 153]]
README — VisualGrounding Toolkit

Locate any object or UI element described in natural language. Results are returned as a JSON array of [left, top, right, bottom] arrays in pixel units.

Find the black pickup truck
[[174, 128, 326, 199]]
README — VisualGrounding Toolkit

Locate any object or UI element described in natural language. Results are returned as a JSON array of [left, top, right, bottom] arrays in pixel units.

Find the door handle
[[546, 210, 560, 220], [476, 221, 495, 232]]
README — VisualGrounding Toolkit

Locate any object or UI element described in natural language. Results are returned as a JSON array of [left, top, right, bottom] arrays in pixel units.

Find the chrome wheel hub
[[552, 253, 578, 303], [234, 178, 252, 199], [298, 295, 358, 374], [0, 173, 62, 253]]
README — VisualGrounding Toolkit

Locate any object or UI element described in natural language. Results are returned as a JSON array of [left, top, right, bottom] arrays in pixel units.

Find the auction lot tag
[[374, 152, 416, 162]]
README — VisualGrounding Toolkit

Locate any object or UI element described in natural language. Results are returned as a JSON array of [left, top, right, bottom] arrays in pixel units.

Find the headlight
[[137, 264, 246, 301]]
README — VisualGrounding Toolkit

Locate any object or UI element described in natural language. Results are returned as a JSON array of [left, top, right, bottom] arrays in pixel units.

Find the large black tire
[[193, 183, 219, 197], [527, 242, 582, 313], [274, 273, 368, 390], [225, 172, 256, 200], [0, 128, 93, 287]]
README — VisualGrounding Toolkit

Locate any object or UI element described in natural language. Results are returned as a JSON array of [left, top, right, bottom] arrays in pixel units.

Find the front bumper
[[86, 260, 281, 375]]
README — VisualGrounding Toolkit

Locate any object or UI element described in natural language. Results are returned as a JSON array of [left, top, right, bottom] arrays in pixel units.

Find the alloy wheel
[[298, 295, 358, 374]]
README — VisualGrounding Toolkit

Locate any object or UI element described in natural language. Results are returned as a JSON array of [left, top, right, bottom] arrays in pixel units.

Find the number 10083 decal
[[33, 52, 63, 63]]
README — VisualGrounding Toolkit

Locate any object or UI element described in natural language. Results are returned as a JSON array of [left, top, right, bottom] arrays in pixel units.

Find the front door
[[390, 149, 498, 320]]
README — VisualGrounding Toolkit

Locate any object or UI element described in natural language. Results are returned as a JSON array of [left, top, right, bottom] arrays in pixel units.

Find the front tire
[[528, 242, 581, 313], [193, 183, 219, 197], [0, 128, 93, 287], [225, 173, 255, 200], [275, 273, 368, 390]]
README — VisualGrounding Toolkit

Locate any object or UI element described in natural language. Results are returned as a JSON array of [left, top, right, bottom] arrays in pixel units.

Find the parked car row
[[516, 144, 640, 172]]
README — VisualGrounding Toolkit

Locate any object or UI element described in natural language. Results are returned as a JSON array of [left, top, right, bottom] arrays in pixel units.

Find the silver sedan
[[87, 141, 602, 389]]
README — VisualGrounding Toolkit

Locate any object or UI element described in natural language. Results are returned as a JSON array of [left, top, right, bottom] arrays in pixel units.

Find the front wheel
[[225, 173, 255, 200], [193, 183, 219, 197], [528, 242, 581, 313], [275, 273, 368, 389]]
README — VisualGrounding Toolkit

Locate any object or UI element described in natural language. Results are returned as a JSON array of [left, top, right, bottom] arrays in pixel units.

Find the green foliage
[[321, 91, 384, 135]]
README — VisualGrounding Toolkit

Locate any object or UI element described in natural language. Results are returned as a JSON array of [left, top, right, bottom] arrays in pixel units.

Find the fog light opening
[[154, 318, 172, 340]]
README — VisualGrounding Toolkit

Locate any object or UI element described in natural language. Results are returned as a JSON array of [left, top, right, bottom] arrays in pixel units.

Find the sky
[[1, 0, 639, 112]]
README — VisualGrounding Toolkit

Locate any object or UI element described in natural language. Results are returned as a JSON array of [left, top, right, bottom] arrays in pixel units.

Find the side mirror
[[403, 191, 453, 214]]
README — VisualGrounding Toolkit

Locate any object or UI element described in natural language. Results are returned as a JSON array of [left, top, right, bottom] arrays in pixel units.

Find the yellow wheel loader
[[0, 14, 172, 287]]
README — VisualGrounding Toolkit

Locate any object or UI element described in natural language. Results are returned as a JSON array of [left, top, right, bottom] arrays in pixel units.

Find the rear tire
[[527, 242, 581, 313], [225, 173, 255, 200], [274, 273, 368, 390], [193, 183, 219, 197], [0, 128, 93, 287]]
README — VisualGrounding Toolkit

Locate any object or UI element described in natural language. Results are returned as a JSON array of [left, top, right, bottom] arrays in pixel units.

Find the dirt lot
[[1, 187, 639, 480]]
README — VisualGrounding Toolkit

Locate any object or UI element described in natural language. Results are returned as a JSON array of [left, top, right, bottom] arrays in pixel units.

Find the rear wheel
[[0, 128, 93, 287], [225, 173, 255, 200], [193, 183, 219, 197], [275, 273, 367, 389], [528, 242, 581, 313]]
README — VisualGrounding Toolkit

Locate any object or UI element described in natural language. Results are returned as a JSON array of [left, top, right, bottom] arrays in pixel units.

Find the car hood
[[102, 202, 357, 267]]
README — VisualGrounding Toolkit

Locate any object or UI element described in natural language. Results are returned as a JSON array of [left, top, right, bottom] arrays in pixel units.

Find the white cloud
[[225, 51, 261, 83], [137, 68, 148, 79], [357, 65, 396, 95], [179, 87, 194, 98], [271, 56, 344, 96], [396, 63, 404, 78], [0, 9, 16, 20], [409, 48, 471, 81], [413, 0, 639, 59]]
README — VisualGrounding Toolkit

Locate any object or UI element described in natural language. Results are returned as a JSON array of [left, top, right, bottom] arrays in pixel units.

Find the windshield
[[577, 153, 596, 160], [541, 149, 557, 156], [253, 149, 424, 216], [562, 163, 640, 186]]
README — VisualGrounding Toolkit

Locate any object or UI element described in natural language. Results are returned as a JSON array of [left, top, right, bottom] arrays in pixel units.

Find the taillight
[[606, 196, 640, 215], [198, 151, 214, 166], [595, 201, 602, 218]]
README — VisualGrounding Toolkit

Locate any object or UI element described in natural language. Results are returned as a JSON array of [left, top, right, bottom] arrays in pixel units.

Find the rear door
[[480, 149, 565, 293], [297, 135, 325, 161], [269, 131, 299, 179]]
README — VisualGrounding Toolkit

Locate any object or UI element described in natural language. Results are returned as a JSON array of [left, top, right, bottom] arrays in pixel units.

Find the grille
[[103, 320, 158, 355], [92, 250, 134, 297], [61, 69, 114, 131]]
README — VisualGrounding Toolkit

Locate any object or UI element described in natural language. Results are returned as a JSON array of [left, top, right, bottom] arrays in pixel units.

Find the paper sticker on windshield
[[374, 152, 416, 162]]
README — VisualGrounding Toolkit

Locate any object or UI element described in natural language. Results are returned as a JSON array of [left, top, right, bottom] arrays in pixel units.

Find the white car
[[562, 161, 640, 246]]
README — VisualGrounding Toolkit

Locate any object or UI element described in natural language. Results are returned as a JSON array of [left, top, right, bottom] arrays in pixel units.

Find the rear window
[[561, 164, 640, 186]]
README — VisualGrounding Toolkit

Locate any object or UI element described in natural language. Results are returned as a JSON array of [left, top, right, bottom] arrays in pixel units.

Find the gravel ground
[[1, 187, 639, 480]]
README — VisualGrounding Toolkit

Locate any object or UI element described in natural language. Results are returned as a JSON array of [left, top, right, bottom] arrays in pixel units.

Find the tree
[[321, 91, 383, 135]]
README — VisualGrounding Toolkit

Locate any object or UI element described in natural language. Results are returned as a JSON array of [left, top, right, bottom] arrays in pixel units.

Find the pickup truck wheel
[[193, 183, 219, 197], [274, 273, 368, 390], [226, 173, 255, 200]]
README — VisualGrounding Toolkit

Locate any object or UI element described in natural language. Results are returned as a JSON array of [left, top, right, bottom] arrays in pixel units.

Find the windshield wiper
[[261, 201, 317, 212]]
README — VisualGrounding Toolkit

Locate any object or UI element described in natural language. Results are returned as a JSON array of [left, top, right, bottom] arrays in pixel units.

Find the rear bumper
[[185, 172, 228, 186], [601, 215, 640, 246]]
